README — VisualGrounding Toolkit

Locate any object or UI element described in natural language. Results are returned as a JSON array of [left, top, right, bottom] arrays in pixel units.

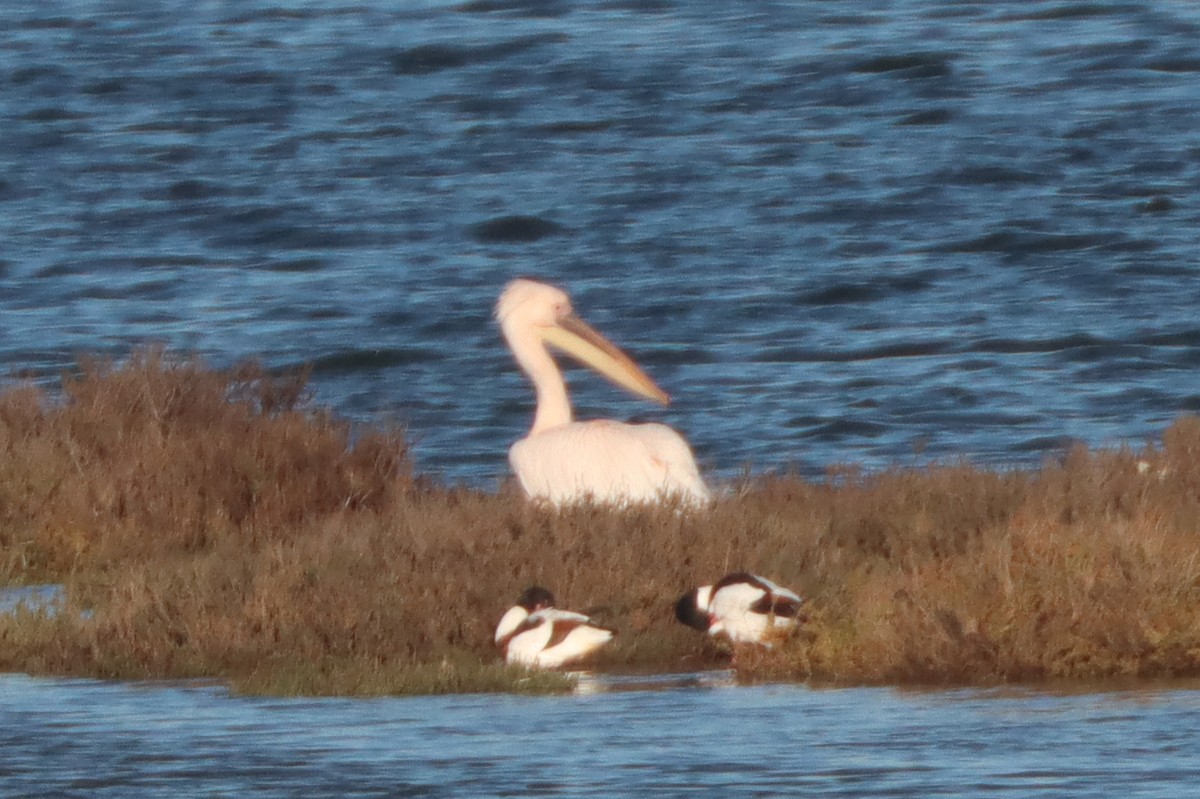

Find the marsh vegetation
[[2, 351, 1199, 695]]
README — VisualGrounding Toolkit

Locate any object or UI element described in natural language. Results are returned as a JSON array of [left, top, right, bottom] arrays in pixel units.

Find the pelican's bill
[[541, 313, 669, 406]]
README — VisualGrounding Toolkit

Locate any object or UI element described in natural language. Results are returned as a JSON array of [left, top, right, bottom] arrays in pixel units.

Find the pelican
[[494, 586, 615, 669], [675, 572, 804, 646], [495, 278, 710, 507]]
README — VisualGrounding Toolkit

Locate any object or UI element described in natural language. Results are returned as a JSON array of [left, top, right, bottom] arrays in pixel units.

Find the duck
[[675, 572, 803, 646], [494, 586, 616, 669]]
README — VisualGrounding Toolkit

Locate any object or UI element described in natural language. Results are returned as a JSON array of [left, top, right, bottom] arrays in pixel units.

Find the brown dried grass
[[2, 349, 1200, 694]]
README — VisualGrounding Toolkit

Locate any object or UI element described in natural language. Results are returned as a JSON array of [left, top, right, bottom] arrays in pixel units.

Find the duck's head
[[674, 587, 712, 632], [516, 586, 556, 612]]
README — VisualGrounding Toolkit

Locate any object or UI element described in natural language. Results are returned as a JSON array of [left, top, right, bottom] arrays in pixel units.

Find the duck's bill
[[541, 313, 670, 405]]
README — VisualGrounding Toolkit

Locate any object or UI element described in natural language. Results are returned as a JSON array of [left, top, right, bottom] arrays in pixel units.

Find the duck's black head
[[516, 586, 556, 612], [674, 590, 709, 632]]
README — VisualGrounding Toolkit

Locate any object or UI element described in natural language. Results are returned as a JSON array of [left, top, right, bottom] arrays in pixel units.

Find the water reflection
[[3, 673, 1200, 797], [0, 584, 64, 615]]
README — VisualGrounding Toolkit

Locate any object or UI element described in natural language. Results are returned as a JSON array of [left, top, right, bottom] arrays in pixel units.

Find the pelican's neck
[[505, 326, 573, 435]]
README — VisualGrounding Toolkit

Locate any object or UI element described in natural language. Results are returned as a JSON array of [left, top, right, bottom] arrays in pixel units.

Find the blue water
[[3, 673, 1200, 798], [2, 1, 1199, 487], [0, 585, 65, 616], [5, 4, 1200, 790]]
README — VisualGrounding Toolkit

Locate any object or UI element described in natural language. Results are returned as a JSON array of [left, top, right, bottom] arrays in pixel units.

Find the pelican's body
[[508, 418, 709, 507], [495, 279, 710, 507], [494, 587, 615, 669], [675, 572, 803, 646]]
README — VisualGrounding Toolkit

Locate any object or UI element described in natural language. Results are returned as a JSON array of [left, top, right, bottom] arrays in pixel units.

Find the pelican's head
[[496, 278, 669, 405], [496, 278, 572, 330]]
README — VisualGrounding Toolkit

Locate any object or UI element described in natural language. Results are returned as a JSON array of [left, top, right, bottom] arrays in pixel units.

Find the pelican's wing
[[627, 422, 710, 504], [510, 420, 710, 507]]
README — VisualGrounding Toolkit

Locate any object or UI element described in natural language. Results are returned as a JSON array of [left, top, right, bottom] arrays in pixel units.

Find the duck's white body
[[494, 588, 615, 669], [676, 572, 803, 646], [496, 279, 710, 507]]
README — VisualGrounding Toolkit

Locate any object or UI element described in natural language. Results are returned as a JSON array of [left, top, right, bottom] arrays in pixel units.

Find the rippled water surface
[[4, 673, 1200, 798], [2, 0, 1199, 487], [4, 5, 1197, 790]]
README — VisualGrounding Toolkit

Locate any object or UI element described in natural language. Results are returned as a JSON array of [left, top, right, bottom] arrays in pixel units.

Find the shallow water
[[0, 585, 63, 616], [3, 673, 1200, 798], [1, 1, 1198, 487]]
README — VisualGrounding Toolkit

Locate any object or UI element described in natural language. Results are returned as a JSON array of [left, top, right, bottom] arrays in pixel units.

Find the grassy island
[[2, 350, 1199, 695]]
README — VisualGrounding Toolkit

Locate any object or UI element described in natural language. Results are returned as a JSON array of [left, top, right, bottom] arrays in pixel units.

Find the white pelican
[[494, 586, 615, 669], [495, 278, 710, 507], [675, 572, 804, 646]]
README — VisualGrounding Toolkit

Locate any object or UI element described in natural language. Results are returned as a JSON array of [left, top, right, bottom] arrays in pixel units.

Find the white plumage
[[494, 587, 615, 669], [675, 572, 803, 646], [495, 278, 710, 507]]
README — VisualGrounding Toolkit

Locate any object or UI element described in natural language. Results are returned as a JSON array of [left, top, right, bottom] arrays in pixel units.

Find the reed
[[2, 349, 1199, 694]]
